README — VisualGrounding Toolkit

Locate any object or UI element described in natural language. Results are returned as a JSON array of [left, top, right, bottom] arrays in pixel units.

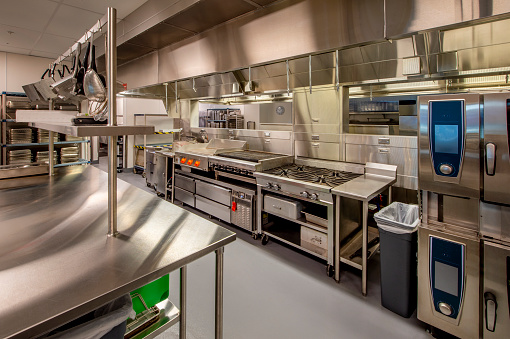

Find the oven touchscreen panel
[[429, 100, 464, 177], [430, 236, 465, 319]]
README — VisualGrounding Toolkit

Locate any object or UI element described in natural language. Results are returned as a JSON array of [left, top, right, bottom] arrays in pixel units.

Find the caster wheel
[[146, 183, 151, 187], [251, 233, 259, 240], [142, 172, 146, 178], [117, 169, 122, 173], [326, 264, 334, 277], [261, 234, 269, 245]]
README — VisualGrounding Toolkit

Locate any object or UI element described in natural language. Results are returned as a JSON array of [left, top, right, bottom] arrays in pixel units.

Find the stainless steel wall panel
[[295, 140, 340, 161], [386, 0, 510, 38], [294, 132, 340, 143]]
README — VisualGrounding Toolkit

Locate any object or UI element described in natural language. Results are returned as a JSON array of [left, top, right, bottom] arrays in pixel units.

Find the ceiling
[[0, 0, 148, 59]]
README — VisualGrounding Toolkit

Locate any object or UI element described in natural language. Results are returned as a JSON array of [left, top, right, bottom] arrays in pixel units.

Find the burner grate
[[264, 164, 361, 187]]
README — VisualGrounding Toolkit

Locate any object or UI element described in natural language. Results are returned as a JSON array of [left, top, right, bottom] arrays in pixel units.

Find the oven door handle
[[484, 292, 497, 332], [486, 143, 496, 176]]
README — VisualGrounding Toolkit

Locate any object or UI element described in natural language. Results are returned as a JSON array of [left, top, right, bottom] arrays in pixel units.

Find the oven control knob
[[300, 191, 309, 198], [309, 193, 318, 201], [438, 302, 453, 316], [265, 182, 273, 189], [439, 164, 453, 175], [272, 183, 281, 190]]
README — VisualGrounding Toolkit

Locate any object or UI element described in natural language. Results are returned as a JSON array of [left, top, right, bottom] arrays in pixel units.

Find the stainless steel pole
[[180, 265, 187, 338], [48, 131, 55, 176], [334, 196, 341, 283], [215, 247, 224, 339], [362, 201, 368, 296], [48, 99, 55, 176], [107, 7, 118, 237]]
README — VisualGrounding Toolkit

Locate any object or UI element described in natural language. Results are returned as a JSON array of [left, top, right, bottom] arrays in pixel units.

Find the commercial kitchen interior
[[2, 1, 510, 339]]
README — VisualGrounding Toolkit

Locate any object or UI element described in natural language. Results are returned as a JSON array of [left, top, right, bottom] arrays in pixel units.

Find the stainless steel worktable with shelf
[[0, 165, 235, 339], [331, 163, 397, 296]]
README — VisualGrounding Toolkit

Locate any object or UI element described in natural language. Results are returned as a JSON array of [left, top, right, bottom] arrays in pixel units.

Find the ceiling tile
[[45, 4, 103, 39], [0, 45, 33, 56], [0, 24, 42, 50], [0, 0, 59, 32], [164, 0, 256, 33], [32, 33, 76, 55], [62, 0, 149, 19]]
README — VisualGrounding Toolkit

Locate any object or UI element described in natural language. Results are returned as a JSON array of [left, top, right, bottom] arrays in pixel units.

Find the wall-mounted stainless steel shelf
[[1, 140, 90, 147], [28, 122, 155, 137]]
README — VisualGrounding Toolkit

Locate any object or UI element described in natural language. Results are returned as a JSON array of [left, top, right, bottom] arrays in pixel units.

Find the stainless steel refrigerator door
[[482, 241, 510, 339], [483, 92, 510, 205]]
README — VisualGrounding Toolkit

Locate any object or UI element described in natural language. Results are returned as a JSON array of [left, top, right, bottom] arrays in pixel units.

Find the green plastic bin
[[130, 274, 169, 315]]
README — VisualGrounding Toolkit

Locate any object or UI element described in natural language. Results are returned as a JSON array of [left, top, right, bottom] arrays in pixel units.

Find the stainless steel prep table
[[0, 165, 235, 339], [331, 163, 396, 296]]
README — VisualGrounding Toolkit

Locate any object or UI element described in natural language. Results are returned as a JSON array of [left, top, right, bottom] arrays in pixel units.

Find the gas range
[[254, 162, 362, 204]]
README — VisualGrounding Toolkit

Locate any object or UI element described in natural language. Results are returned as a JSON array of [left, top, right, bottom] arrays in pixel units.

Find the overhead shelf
[[1, 140, 90, 147], [134, 143, 172, 149], [53, 159, 91, 167], [27, 122, 155, 137]]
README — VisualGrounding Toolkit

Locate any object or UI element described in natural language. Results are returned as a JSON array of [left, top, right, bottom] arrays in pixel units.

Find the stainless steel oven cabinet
[[418, 94, 481, 199], [417, 225, 480, 339], [482, 240, 510, 339], [483, 92, 510, 206]]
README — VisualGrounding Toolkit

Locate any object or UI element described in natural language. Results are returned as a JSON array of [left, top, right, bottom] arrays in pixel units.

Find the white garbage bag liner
[[43, 294, 135, 339], [374, 202, 419, 234]]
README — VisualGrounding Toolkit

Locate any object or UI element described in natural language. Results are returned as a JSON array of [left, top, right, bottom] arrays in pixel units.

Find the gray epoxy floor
[[94, 158, 431, 339]]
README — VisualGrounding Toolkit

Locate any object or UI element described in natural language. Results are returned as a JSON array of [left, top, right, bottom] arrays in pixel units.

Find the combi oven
[[417, 92, 510, 338]]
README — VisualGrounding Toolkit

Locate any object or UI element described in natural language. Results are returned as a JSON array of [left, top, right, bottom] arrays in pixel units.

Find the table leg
[[334, 196, 341, 283], [48, 131, 54, 176], [362, 200, 368, 296], [215, 247, 224, 339], [388, 186, 392, 204], [180, 265, 187, 338]]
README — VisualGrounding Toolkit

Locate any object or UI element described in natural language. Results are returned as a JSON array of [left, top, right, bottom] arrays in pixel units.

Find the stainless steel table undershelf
[[0, 165, 235, 339], [331, 163, 397, 296]]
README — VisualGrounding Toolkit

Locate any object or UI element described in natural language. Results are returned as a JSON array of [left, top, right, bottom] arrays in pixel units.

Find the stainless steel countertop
[[331, 174, 396, 201], [0, 165, 235, 338]]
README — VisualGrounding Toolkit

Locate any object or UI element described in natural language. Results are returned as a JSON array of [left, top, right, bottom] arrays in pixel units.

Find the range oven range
[[173, 142, 293, 234], [254, 159, 366, 276]]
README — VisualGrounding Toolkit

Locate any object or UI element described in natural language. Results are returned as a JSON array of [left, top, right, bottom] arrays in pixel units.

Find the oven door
[[482, 240, 510, 338], [483, 92, 510, 205]]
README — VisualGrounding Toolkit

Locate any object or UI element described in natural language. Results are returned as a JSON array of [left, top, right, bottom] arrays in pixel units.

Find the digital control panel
[[430, 236, 465, 319], [429, 100, 464, 178]]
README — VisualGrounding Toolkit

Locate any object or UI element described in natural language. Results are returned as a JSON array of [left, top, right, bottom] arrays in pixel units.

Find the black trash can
[[374, 202, 419, 318]]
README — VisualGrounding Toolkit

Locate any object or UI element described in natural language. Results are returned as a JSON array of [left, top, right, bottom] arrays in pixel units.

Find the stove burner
[[264, 164, 361, 187]]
